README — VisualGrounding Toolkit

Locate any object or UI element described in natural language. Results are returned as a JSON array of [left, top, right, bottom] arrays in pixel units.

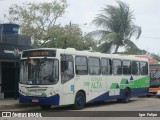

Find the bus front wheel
[[73, 91, 86, 110]]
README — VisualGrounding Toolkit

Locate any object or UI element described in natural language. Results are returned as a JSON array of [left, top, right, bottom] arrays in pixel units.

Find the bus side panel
[[86, 75, 108, 102], [87, 90, 123, 103], [129, 75, 149, 97], [74, 75, 89, 101], [87, 75, 149, 103], [61, 79, 76, 105], [87, 87, 148, 103], [87, 76, 123, 103], [131, 88, 149, 97]]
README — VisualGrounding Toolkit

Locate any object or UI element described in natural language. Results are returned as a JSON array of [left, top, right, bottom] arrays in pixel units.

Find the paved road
[[1, 96, 160, 120], [4, 96, 160, 111]]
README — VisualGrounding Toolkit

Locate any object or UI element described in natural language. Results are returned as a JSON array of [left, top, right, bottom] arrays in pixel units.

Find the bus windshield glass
[[20, 59, 59, 85]]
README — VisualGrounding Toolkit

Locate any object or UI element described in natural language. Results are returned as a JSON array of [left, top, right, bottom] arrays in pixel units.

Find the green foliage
[[8, 0, 68, 46], [117, 48, 147, 55], [43, 23, 97, 51], [90, 1, 141, 53], [6, 1, 97, 51]]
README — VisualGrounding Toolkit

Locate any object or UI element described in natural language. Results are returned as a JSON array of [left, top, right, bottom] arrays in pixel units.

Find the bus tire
[[73, 91, 86, 110], [122, 88, 131, 103], [118, 88, 130, 103], [40, 105, 51, 110]]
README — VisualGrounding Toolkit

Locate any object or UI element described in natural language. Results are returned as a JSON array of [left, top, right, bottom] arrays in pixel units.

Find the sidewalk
[[0, 99, 37, 110]]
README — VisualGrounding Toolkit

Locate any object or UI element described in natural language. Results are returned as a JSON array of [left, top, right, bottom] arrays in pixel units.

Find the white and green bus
[[19, 48, 150, 109]]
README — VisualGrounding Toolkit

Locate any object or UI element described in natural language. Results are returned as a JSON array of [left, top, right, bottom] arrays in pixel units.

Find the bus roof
[[22, 48, 148, 62]]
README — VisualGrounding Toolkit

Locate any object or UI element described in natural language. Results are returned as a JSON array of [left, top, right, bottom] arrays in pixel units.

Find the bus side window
[[61, 55, 74, 83], [140, 62, 148, 75], [89, 57, 101, 75], [131, 61, 140, 75], [101, 58, 112, 75], [113, 59, 122, 75], [123, 60, 131, 75], [75, 56, 88, 75]]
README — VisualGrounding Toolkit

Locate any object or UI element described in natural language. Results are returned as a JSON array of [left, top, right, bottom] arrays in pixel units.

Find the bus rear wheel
[[73, 91, 86, 110], [118, 88, 131, 103], [122, 88, 131, 103], [40, 105, 51, 110]]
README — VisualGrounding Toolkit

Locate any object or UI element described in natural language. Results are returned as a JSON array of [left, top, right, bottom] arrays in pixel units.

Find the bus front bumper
[[19, 93, 60, 105]]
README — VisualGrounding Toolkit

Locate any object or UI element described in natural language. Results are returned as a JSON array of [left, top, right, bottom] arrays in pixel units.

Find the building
[[0, 23, 31, 99]]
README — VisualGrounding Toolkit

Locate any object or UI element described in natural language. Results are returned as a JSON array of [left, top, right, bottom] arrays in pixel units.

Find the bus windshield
[[20, 59, 59, 85]]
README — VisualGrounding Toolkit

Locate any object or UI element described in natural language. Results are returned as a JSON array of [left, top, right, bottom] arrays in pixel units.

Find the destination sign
[[22, 50, 56, 57]]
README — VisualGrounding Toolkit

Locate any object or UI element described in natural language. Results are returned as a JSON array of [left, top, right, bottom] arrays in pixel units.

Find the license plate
[[32, 99, 39, 103]]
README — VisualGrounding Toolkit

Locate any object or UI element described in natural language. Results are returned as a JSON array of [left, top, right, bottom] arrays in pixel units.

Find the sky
[[0, 0, 160, 54]]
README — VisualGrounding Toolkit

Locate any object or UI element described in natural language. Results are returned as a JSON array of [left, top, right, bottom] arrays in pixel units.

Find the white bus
[[19, 48, 150, 109]]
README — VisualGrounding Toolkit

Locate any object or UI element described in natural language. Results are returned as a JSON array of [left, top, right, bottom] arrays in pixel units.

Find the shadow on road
[[28, 99, 138, 112]]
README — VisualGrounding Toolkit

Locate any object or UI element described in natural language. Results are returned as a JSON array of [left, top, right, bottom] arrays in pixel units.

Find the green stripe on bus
[[119, 76, 149, 89], [120, 78, 128, 84], [110, 83, 118, 89]]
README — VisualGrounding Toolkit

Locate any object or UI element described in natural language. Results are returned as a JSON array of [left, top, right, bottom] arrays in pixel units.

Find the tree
[[90, 1, 141, 53], [43, 23, 97, 50], [7, 0, 68, 46], [117, 48, 147, 55], [150, 53, 160, 62]]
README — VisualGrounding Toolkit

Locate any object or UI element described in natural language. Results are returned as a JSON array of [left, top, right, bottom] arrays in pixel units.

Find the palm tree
[[90, 1, 141, 53]]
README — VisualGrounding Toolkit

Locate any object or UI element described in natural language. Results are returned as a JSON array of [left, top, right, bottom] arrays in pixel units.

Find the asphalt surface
[[1, 96, 160, 118]]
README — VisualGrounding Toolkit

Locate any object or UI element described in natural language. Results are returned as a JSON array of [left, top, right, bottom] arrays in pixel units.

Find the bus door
[[61, 54, 75, 104]]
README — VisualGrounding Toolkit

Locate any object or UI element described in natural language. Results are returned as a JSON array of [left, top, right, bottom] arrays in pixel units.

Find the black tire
[[40, 105, 51, 110], [73, 91, 86, 110], [118, 89, 130, 103], [122, 89, 131, 103]]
